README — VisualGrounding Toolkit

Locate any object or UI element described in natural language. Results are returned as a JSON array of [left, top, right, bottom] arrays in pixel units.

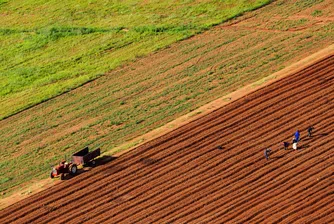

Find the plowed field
[[1, 54, 333, 223]]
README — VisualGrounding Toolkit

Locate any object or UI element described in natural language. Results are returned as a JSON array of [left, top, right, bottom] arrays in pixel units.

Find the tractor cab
[[50, 161, 77, 180]]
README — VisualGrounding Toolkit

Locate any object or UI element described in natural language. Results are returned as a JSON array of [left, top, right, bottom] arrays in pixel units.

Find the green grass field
[[0, 0, 272, 120]]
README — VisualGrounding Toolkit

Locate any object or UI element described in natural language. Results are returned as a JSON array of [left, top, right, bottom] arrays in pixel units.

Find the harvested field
[[0, 54, 333, 223]]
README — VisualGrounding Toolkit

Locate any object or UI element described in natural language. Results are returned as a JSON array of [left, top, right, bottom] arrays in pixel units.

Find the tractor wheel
[[50, 172, 54, 179], [69, 164, 77, 175], [91, 160, 96, 166], [60, 173, 64, 180]]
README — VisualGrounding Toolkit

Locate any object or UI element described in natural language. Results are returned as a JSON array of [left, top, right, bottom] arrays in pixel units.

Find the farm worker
[[264, 148, 271, 160], [292, 136, 298, 150], [282, 142, 289, 150], [292, 136, 297, 144], [294, 130, 300, 142], [307, 126, 314, 137], [292, 141, 298, 150]]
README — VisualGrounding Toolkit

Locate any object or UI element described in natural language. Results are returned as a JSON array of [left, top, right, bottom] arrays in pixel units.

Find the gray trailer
[[72, 147, 101, 165]]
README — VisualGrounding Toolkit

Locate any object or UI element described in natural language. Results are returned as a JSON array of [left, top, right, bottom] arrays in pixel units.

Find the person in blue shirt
[[294, 130, 300, 142]]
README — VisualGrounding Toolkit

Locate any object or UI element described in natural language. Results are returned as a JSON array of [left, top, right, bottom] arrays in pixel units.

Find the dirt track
[[0, 53, 333, 223]]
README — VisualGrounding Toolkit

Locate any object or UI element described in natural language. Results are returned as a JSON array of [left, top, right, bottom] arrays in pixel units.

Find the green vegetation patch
[[312, 10, 323, 17], [0, 0, 272, 119]]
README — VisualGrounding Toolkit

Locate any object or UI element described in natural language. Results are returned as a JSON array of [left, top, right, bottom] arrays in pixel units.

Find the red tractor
[[50, 161, 78, 180], [50, 147, 100, 180]]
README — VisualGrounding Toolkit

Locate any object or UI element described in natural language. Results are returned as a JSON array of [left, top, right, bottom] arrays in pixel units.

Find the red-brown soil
[[0, 54, 333, 223]]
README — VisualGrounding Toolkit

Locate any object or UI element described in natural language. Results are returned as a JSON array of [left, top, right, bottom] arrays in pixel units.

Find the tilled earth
[[0, 55, 333, 223], [1, 0, 333, 199]]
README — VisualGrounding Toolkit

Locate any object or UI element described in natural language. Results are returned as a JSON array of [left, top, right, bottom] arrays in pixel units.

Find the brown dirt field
[[1, 0, 334, 200], [0, 53, 333, 223]]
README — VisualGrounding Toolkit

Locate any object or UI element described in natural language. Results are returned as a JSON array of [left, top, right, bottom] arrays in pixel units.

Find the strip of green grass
[[0, 0, 272, 119]]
